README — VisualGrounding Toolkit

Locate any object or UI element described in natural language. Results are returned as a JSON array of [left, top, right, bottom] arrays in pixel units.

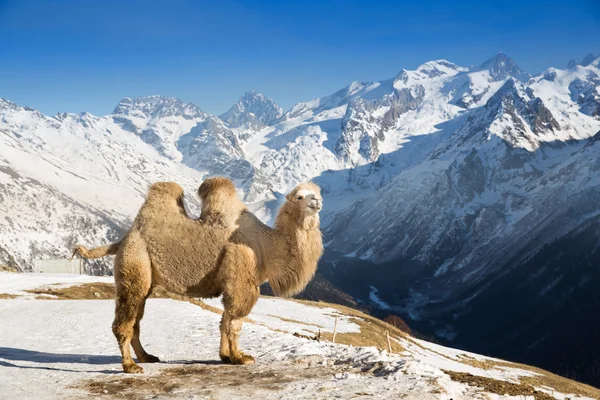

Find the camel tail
[[71, 241, 121, 260]]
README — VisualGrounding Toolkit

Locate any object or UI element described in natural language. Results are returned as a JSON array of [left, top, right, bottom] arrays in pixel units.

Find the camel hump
[[148, 182, 185, 199], [198, 176, 237, 200]]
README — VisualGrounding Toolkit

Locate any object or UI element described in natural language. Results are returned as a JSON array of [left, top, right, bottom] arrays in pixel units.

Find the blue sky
[[0, 0, 598, 116]]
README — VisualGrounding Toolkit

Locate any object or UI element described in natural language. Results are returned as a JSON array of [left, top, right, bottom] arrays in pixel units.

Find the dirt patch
[[0, 293, 17, 299], [75, 362, 328, 399], [444, 370, 555, 400], [25, 283, 118, 300], [20, 283, 227, 316]]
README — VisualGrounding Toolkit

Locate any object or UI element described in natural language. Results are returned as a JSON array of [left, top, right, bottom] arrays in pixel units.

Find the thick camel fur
[[72, 177, 324, 373]]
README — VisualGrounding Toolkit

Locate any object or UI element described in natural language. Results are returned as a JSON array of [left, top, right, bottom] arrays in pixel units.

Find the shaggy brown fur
[[72, 179, 324, 373], [197, 176, 243, 227], [71, 177, 240, 260]]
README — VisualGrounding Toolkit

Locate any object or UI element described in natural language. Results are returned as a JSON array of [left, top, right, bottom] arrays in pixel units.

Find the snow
[[0, 273, 595, 400], [201, 296, 361, 336], [368, 286, 391, 310], [0, 271, 113, 298]]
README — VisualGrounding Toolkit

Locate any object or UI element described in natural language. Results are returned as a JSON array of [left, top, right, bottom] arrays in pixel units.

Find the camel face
[[295, 188, 322, 215]]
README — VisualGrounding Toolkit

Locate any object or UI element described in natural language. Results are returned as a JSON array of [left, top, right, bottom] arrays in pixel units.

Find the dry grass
[[0, 293, 17, 299], [287, 297, 409, 352], [455, 354, 501, 370], [519, 366, 600, 399], [317, 317, 404, 354], [25, 283, 117, 300], [454, 355, 600, 398], [444, 370, 555, 400], [267, 314, 323, 328], [151, 287, 225, 315], [0, 265, 19, 272]]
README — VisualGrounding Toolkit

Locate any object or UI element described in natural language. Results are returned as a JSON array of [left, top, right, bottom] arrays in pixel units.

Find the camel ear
[[285, 193, 293, 201]]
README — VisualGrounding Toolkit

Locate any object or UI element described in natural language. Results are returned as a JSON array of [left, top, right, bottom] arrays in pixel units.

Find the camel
[[72, 178, 323, 373]]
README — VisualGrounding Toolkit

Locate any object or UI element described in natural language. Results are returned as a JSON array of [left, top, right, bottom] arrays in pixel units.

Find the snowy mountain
[[220, 90, 283, 132], [111, 95, 205, 160], [478, 52, 530, 81], [0, 96, 273, 272], [318, 55, 600, 386], [2, 52, 600, 386]]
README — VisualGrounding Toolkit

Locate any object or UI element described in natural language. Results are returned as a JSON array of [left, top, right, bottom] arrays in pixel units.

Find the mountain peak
[[480, 53, 529, 81], [415, 59, 465, 78], [220, 91, 283, 129], [112, 96, 204, 120], [581, 53, 599, 67], [565, 53, 599, 69], [242, 90, 261, 97]]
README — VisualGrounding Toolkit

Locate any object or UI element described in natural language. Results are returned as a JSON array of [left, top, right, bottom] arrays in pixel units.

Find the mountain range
[[1, 52, 599, 385]]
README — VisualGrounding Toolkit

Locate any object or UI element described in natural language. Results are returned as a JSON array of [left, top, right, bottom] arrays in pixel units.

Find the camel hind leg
[[218, 244, 259, 365], [131, 295, 160, 363], [112, 234, 153, 373]]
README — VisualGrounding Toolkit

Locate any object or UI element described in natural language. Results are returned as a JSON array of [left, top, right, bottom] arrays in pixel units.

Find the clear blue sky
[[0, 0, 598, 116]]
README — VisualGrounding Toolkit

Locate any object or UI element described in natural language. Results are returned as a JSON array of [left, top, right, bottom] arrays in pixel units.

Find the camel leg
[[131, 295, 160, 363], [219, 314, 232, 363], [218, 244, 259, 365], [112, 234, 152, 373], [221, 309, 257, 364], [113, 291, 145, 373]]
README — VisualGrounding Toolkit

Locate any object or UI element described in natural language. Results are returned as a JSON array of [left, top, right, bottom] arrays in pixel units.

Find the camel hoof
[[123, 363, 144, 374], [138, 354, 160, 363], [231, 354, 255, 365], [220, 355, 232, 364]]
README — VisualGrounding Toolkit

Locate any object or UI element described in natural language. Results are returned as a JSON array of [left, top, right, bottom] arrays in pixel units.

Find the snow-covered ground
[[0, 273, 596, 399], [0, 272, 113, 298]]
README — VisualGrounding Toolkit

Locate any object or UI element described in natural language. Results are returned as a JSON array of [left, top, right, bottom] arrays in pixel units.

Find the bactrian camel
[[72, 177, 323, 373]]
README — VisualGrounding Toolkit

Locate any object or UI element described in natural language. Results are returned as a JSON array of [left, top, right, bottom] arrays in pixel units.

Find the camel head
[[286, 182, 322, 215], [277, 182, 323, 231]]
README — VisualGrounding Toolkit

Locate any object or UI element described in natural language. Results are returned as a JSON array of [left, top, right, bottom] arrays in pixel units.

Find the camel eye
[[296, 196, 304, 200]]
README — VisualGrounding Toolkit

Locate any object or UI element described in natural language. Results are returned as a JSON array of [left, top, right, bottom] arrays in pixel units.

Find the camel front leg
[[220, 310, 255, 364], [219, 313, 232, 363], [218, 244, 259, 365], [113, 294, 145, 373]]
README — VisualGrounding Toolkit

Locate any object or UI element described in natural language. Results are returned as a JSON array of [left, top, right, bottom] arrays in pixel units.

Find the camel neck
[[264, 216, 323, 298]]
